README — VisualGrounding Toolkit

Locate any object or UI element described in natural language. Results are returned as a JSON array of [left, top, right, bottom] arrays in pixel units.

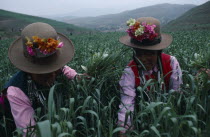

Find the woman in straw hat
[[0, 22, 80, 134], [118, 17, 183, 135]]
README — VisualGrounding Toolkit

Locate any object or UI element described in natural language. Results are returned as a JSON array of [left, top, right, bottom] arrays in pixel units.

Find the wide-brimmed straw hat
[[119, 17, 172, 50], [8, 22, 75, 74]]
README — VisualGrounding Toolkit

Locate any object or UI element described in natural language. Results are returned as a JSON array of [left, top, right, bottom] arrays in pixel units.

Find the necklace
[[27, 75, 46, 107]]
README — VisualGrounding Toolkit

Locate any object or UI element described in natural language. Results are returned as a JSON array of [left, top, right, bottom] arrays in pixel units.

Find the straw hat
[[119, 17, 172, 50], [8, 22, 74, 74]]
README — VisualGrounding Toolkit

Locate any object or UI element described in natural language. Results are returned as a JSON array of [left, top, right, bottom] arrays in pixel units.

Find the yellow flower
[[25, 37, 33, 47], [25, 36, 60, 54]]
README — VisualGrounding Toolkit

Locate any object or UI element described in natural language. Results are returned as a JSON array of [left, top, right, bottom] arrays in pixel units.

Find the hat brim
[[119, 33, 172, 50], [8, 33, 75, 74]]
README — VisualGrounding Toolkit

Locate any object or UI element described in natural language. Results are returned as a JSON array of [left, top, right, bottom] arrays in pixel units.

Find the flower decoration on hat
[[126, 18, 158, 42], [25, 36, 64, 56]]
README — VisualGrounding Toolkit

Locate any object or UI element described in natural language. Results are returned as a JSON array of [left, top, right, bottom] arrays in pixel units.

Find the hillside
[[0, 9, 90, 38], [61, 3, 195, 32], [163, 1, 210, 31]]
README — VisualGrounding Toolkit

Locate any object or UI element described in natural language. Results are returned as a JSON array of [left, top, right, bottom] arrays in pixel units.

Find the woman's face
[[30, 69, 61, 87], [134, 49, 159, 71]]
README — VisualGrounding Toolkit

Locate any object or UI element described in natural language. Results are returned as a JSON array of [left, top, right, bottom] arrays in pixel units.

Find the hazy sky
[[0, 0, 209, 17]]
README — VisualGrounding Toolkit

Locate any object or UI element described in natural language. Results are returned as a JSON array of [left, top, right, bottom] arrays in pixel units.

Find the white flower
[[126, 18, 136, 26], [135, 25, 144, 36], [194, 53, 199, 59], [93, 52, 100, 58], [93, 52, 108, 59], [102, 53, 108, 58]]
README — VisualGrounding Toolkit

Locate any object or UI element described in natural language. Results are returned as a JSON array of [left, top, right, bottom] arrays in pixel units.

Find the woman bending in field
[[118, 17, 183, 136], [0, 22, 82, 135]]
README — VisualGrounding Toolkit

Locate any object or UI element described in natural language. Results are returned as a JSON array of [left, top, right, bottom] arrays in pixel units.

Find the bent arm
[[7, 86, 36, 129], [118, 67, 136, 132]]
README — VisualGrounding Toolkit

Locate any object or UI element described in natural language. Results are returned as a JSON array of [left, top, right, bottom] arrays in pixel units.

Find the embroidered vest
[[128, 53, 172, 90], [3, 71, 28, 93], [0, 71, 47, 115]]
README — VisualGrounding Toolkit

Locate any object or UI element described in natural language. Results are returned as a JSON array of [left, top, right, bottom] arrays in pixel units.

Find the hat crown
[[21, 22, 57, 40], [21, 22, 59, 58], [137, 17, 160, 36]]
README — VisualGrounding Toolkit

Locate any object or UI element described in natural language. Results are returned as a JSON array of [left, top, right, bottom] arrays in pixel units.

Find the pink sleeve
[[118, 67, 136, 132], [170, 56, 183, 90], [62, 65, 77, 80], [7, 86, 36, 129]]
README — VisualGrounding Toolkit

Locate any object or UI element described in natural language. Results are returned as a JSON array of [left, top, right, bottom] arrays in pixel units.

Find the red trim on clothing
[[128, 60, 140, 87], [161, 53, 172, 90], [128, 53, 172, 90]]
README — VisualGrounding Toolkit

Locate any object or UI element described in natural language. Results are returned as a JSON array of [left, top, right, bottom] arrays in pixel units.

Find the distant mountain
[[0, 9, 90, 38], [64, 8, 122, 17], [61, 3, 195, 32], [42, 15, 77, 21], [43, 8, 124, 19], [163, 1, 210, 31]]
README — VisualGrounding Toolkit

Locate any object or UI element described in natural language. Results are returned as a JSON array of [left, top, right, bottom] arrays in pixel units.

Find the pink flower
[[142, 22, 147, 26], [57, 42, 64, 48], [27, 46, 35, 56], [42, 50, 48, 55], [126, 20, 158, 42]]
